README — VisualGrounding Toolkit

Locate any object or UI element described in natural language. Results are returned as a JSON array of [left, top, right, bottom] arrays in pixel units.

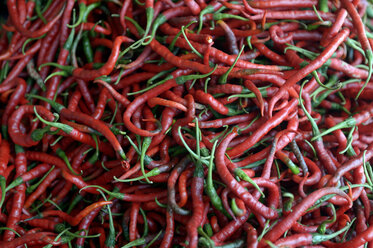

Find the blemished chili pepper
[[217, 20, 239, 55], [276, 150, 301, 175]]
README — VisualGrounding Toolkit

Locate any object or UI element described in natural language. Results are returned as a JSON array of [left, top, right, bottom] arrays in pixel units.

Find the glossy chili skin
[[2, 0, 373, 247]]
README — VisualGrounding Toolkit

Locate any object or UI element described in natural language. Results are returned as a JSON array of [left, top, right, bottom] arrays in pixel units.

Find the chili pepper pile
[[2, 0, 373, 247]]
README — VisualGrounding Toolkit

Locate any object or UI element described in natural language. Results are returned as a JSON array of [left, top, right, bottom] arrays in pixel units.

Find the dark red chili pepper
[[38, 201, 112, 226], [8, 105, 54, 147], [186, 160, 205, 248], [45, 36, 133, 81], [1, 1, 373, 246], [24, 168, 60, 209], [165, 36, 283, 71], [0, 232, 59, 247], [29, 95, 127, 161], [6, 0, 63, 38], [216, 127, 278, 219], [168, 157, 190, 216], [3, 145, 26, 241], [268, 29, 349, 116], [260, 187, 351, 245]]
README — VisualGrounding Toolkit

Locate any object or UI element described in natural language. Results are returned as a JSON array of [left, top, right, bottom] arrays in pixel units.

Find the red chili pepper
[[39, 201, 112, 226], [30, 94, 127, 161], [216, 128, 278, 219], [6, 0, 63, 38], [1, 1, 373, 246], [24, 168, 60, 209], [260, 187, 351, 245], [0, 232, 59, 248], [3, 145, 26, 241], [165, 36, 284, 71], [123, 69, 191, 136], [268, 29, 349, 116]]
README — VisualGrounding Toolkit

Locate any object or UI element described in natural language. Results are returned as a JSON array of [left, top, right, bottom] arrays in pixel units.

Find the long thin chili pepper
[[216, 127, 278, 219], [27, 94, 127, 161], [1, 1, 373, 246], [268, 29, 349, 117]]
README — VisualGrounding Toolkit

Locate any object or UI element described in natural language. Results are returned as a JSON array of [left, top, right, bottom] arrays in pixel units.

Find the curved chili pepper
[[0, 232, 59, 247], [275, 220, 353, 247], [42, 36, 132, 81], [1, 1, 373, 246], [8, 105, 55, 147], [3, 145, 26, 241], [37, 201, 112, 226], [168, 156, 190, 215], [27, 94, 127, 161], [6, 0, 63, 38], [216, 127, 278, 219], [260, 187, 351, 245], [268, 29, 349, 117]]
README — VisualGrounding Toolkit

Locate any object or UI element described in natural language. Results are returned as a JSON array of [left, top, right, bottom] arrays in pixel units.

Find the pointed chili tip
[[267, 101, 275, 119]]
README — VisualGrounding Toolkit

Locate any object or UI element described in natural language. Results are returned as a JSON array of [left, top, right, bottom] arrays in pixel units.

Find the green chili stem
[[206, 140, 232, 218], [311, 117, 356, 141], [219, 45, 245, 84]]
